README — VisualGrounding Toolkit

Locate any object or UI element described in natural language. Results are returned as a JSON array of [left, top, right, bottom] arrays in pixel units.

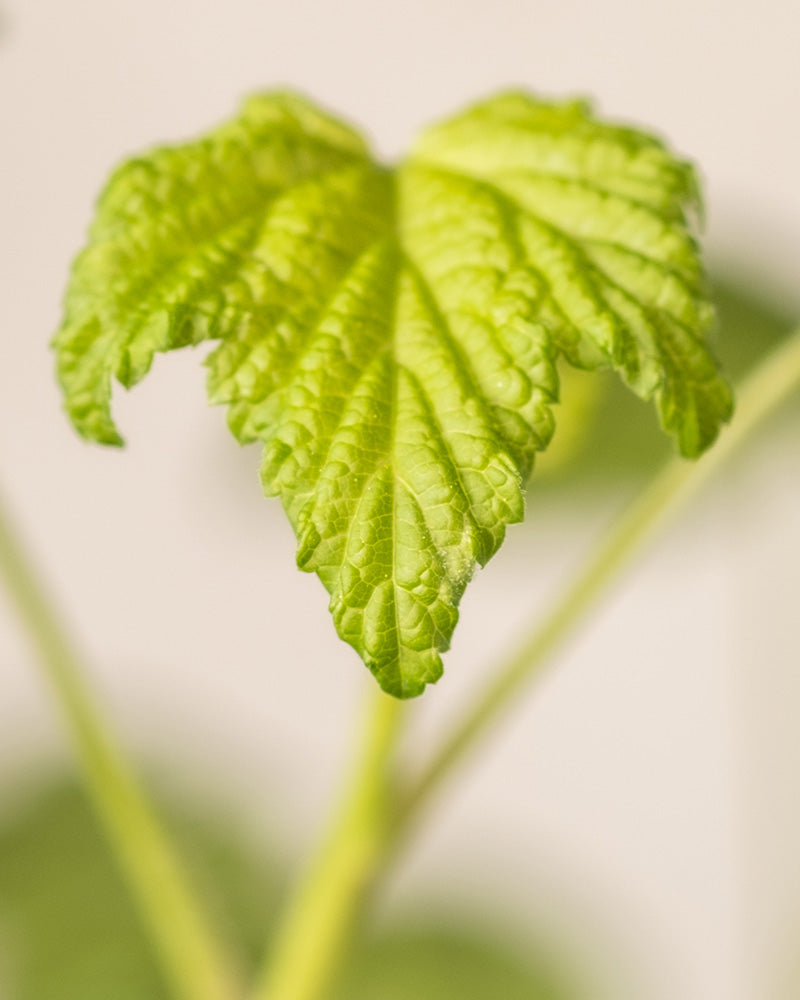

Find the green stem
[[397, 324, 800, 834], [0, 494, 242, 1000], [252, 686, 405, 1000]]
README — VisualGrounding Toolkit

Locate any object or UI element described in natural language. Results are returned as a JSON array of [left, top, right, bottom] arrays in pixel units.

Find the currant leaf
[[54, 90, 732, 697]]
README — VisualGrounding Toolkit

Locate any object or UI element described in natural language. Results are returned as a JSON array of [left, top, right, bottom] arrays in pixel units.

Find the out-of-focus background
[[1, 2, 798, 998]]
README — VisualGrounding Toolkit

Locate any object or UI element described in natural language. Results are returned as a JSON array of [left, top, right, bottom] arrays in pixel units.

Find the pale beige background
[[1, 2, 799, 999]]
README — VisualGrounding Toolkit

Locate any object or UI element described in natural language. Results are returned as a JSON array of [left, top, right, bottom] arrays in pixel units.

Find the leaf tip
[[371, 649, 444, 700]]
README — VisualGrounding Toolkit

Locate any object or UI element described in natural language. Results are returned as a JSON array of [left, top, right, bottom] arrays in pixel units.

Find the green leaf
[[53, 90, 732, 697], [530, 274, 799, 493]]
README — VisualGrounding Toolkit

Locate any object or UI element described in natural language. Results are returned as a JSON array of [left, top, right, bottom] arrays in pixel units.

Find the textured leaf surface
[[54, 90, 732, 696]]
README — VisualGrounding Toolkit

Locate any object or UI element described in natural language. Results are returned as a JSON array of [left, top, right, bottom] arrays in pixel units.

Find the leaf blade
[[54, 90, 732, 696]]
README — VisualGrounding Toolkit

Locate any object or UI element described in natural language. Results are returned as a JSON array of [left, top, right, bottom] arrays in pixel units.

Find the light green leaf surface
[[54, 91, 732, 697]]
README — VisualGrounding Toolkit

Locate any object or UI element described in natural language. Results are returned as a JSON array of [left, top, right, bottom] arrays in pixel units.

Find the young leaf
[[54, 90, 732, 697]]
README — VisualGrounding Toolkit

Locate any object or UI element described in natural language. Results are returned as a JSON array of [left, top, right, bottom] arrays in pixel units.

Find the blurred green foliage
[[337, 924, 572, 1000], [0, 778, 576, 1000], [0, 778, 279, 1000]]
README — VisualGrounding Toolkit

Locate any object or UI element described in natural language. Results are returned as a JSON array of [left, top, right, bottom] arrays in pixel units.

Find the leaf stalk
[[251, 685, 405, 1000]]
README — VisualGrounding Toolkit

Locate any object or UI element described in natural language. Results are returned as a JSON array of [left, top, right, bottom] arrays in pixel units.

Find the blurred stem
[[396, 323, 800, 837], [0, 494, 242, 1000], [252, 685, 405, 1000]]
